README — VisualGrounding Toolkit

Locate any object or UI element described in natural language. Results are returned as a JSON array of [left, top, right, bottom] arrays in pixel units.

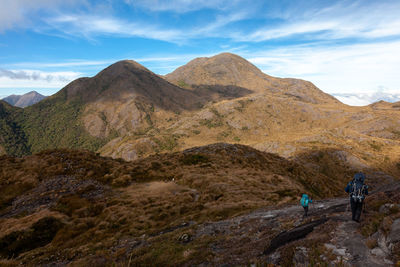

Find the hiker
[[345, 172, 369, 222], [300, 194, 312, 217]]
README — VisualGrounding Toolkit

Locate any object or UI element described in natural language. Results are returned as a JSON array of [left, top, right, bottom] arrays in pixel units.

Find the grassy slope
[[17, 89, 108, 154], [0, 143, 353, 265]]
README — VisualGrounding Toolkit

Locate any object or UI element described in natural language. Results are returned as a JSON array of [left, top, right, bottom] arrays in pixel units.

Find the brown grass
[[0, 144, 355, 265], [361, 187, 400, 238]]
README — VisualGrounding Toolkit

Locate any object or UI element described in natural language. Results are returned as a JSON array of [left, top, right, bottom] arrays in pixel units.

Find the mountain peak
[[94, 59, 150, 79], [166, 52, 339, 104], [60, 58, 203, 112], [165, 52, 269, 90], [2, 91, 46, 108]]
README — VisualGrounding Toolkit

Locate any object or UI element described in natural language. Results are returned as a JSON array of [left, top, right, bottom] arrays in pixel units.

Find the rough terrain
[[0, 145, 399, 266], [179, 172, 400, 266]]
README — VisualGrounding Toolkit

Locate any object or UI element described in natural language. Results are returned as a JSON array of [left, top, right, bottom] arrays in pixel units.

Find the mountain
[[165, 52, 339, 105], [1, 54, 400, 265], [2, 91, 46, 108], [12, 60, 213, 154], [1, 53, 400, 178], [101, 53, 400, 177]]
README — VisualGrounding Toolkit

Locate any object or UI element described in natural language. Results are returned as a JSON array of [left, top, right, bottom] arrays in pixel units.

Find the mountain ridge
[[0, 52, 399, 178]]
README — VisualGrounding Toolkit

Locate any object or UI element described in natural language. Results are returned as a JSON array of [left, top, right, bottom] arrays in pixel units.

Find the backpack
[[300, 194, 309, 207], [351, 173, 367, 203]]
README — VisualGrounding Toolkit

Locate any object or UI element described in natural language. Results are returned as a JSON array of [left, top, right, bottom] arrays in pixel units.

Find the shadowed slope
[[64, 60, 203, 111]]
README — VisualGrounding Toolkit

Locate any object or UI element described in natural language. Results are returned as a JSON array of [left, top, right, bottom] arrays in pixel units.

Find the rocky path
[[187, 174, 399, 266], [327, 217, 393, 267]]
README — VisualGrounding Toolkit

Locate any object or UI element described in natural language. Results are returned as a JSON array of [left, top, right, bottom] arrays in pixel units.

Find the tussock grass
[[0, 143, 351, 265]]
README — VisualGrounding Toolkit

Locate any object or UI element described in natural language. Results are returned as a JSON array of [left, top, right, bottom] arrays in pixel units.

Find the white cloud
[[0, 0, 83, 31], [46, 14, 184, 42], [125, 0, 238, 13], [233, 1, 400, 42], [246, 40, 400, 96], [0, 69, 81, 89], [44, 8, 250, 44], [333, 90, 400, 106]]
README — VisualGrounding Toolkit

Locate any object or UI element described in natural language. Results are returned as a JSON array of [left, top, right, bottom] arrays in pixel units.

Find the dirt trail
[[187, 172, 398, 266]]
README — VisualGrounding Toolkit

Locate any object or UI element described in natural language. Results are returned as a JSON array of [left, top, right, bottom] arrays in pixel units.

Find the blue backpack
[[300, 194, 310, 207]]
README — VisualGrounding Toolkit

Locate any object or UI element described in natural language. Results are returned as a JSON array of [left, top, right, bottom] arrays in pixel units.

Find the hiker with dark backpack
[[300, 194, 312, 217], [345, 172, 369, 222]]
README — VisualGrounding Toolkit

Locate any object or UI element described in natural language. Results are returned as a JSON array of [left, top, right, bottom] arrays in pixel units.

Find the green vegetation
[[369, 141, 382, 152], [0, 101, 30, 156], [192, 130, 201, 135], [200, 119, 223, 128], [177, 80, 190, 88], [152, 135, 179, 152], [0, 89, 110, 156]]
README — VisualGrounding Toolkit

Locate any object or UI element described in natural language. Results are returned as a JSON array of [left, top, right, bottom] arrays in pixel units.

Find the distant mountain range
[[2, 91, 46, 108], [333, 92, 400, 106]]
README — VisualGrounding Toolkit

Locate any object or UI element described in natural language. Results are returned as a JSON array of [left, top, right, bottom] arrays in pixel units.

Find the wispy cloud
[[45, 14, 184, 42], [233, 1, 400, 42], [124, 0, 239, 13], [0, 68, 79, 82], [0, 69, 81, 89], [0, 0, 83, 31], [9, 60, 112, 69], [44, 8, 251, 44]]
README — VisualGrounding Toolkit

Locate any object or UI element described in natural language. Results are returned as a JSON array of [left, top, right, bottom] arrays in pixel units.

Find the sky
[[0, 0, 400, 106]]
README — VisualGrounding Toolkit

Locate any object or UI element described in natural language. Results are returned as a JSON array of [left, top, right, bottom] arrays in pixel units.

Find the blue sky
[[0, 0, 400, 105]]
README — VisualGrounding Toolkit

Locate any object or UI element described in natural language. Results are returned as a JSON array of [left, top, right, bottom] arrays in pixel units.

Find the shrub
[[181, 154, 210, 165]]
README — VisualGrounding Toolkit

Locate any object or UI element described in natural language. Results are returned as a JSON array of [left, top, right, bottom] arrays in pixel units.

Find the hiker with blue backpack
[[345, 172, 369, 222], [300, 194, 312, 217]]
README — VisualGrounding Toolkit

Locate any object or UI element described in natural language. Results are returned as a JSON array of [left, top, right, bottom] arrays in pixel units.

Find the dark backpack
[[351, 173, 367, 203]]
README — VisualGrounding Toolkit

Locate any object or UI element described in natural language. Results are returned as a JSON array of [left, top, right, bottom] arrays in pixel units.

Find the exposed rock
[[389, 218, 400, 243], [264, 218, 328, 255]]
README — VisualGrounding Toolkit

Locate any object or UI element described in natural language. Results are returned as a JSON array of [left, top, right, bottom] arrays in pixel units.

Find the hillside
[[2, 91, 46, 108], [15, 60, 209, 154], [0, 101, 29, 156], [1, 53, 400, 179], [101, 54, 400, 179], [0, 144, 398, 265], [0, 143, 352, 265]]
